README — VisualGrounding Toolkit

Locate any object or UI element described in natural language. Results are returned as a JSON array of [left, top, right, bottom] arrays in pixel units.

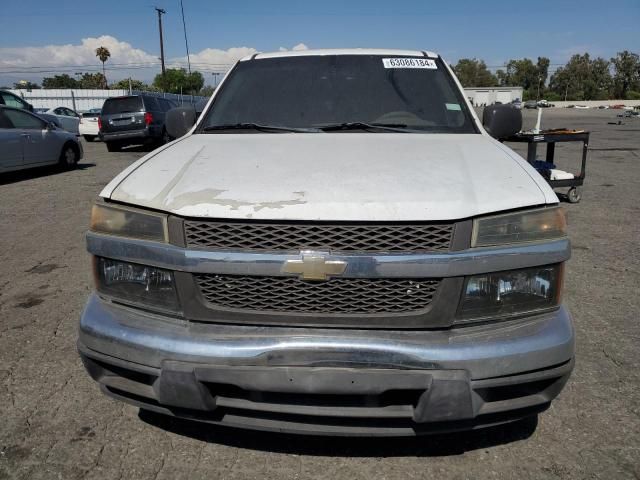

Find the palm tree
[[95, 46, 111, 88]]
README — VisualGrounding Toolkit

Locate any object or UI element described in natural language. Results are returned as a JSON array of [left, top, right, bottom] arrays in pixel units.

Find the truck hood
[[103, 133, 555, 221]]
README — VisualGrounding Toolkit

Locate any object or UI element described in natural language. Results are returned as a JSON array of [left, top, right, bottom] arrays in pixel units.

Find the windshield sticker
[[446, 103, 462, 111], [382, 58, 437, 69]]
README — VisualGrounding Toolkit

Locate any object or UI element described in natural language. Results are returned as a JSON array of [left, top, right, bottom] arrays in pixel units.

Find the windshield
[[200, 55, 477, 133]]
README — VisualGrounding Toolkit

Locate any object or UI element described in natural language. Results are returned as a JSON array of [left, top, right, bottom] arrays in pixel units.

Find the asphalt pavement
[[0, 109, 638, 479]]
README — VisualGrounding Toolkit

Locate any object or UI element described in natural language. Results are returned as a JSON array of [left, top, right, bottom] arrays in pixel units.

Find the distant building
[[464, 87, 524, 107]]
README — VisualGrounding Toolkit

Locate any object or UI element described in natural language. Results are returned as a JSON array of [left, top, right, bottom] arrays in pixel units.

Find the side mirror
[[166, 106, 197, 139], [482, 104, 522, 140]]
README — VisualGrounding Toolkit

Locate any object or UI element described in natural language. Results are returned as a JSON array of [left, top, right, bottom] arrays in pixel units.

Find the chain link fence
[[8, 88, 209, 112]]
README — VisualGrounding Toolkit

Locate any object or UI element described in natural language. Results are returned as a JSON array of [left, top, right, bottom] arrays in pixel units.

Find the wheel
[[106, 141, 121, 152], [83, 135, 96, 142], [159, 128, 171, 146], [59, 143, 78, 170], [567, 186, 582, 203]]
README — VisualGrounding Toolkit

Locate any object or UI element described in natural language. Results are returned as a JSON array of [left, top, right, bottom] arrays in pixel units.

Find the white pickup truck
[[79, 49, 573, 436]]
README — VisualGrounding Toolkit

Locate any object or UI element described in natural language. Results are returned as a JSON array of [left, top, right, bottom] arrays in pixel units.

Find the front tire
[[59, 143, 78, 170], [106, 141, 121, 152], [567, 186, 582, 203], [159, 128, 171, 146]]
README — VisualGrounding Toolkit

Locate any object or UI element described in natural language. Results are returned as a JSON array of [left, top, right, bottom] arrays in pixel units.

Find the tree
[[502, 59, 535, 89], [198, 85, 217, 97], [42, 74, 79, 89], [95, 46, 111, 88], [588, 58, 614, 100], [495, 69, 507, 86], [79, 72, 107, 89], [111, 78, 152, 91], [611, 50, 640, 99], [152, 68, 204, 94], [13, 81, 40, 89], [535, 57, 551, 99], [452, 59, 497, 87], [495, 57, 550, 100], [549, 54, 612, 101], [549, 65, 573, 100], [198, 85, 216, 97]]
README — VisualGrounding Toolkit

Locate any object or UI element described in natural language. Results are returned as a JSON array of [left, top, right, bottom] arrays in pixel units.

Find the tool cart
[[506, 129, 589, 203]]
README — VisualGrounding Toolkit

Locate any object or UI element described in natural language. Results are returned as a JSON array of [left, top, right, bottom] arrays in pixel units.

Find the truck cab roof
[[242, 48, 439, 61]]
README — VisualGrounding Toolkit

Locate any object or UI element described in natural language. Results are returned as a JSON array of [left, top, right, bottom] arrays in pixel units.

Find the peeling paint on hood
[[103, 133, 555, 221]]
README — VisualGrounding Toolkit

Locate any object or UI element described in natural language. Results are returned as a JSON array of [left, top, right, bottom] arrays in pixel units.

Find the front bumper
[[79, 294, 574, 436]]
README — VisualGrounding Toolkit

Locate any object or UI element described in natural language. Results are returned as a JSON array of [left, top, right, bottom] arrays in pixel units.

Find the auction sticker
[[382, 58, 437, 69]]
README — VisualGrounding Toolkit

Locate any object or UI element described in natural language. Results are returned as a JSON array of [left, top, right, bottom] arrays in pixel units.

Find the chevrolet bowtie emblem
[[282, 251, 347, 281]]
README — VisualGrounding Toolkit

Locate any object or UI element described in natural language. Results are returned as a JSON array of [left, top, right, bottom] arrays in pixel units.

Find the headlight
[[472, 207, 566, 247], [90, 203, 168, 243], [456, 264, 562, 323], [94, 257, 180, 313]]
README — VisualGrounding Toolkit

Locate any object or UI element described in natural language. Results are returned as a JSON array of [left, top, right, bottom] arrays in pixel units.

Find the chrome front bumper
[[78, 294, 574, 435]]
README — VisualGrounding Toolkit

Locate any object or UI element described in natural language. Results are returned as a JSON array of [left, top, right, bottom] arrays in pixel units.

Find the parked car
[[511, 99, 522, 109], [0, 105, 82, 173], [537, 100, 555, 108], [38, 106, 81, 134], [98, 95, 176, 152], [34, 112, 64, 129], [79, 49, 573, 436], [0, 90, 33, 111], [79, 111, 100, 141], [523, 100, 538, 109]]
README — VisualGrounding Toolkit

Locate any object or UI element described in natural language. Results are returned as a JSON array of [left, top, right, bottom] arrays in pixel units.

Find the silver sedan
[[0, 106, 83, 173]]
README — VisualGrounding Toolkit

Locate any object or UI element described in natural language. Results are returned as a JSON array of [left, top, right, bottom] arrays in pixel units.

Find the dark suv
[[99, 95, 176, 152]]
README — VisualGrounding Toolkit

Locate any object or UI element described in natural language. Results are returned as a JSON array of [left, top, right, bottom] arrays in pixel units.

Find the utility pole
[[179, 0, 192, 75], [155, 7, 167, 79]]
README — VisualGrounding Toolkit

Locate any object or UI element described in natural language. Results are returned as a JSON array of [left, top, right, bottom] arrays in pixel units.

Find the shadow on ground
[[0, 163, 96, 185], [139, 410, 538, 457], [119, 144, 159, 153]]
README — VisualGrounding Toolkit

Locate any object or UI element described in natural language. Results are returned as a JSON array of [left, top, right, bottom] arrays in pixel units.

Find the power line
[[0, 62, 234, 75], [0, 60, 234, 70]]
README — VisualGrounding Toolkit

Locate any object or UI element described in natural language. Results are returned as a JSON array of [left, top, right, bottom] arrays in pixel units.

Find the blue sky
[[1, 0, 638, 85]]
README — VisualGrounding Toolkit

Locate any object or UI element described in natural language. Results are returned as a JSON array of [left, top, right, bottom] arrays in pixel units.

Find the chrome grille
[[184, 221, 454, 252], [195, 274, 440, 314]]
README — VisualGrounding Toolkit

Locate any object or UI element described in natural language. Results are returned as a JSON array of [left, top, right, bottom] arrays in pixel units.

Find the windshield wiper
[[202, 123, 320, 133], [318, 122, 419, 133]]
